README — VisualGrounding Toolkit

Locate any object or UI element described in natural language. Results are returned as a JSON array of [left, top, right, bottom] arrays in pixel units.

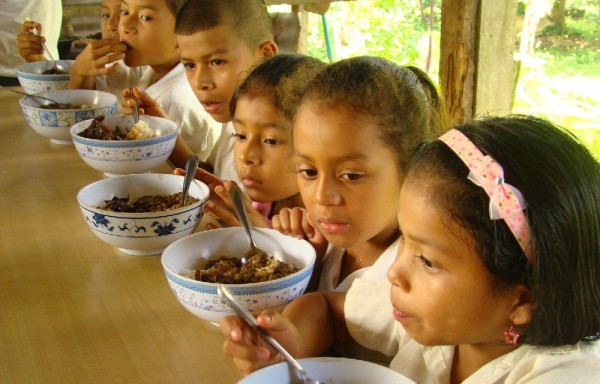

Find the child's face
[[387, 178, 521, 346], [177, 25, 274, 123], [119, 0, 179, 69], [101, 0, 121, 40], [233, 96, 298, 203], [293, 104, 402, 249]]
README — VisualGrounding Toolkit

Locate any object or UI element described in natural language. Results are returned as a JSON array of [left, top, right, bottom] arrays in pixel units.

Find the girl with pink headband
[[220, 115, 600, 382]]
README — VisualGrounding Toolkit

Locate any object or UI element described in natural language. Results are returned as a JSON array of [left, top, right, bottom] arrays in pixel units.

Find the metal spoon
[[129, 87, 140, 123], [29, 27, 66, 74], [218, 285, 325, 384], [180, 155, 199, 206], [228, 183, 268, 266], [0, 85, 62, 105]]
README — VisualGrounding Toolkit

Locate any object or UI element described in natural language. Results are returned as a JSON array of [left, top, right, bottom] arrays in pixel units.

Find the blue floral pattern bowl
[[70, 114, 178, 176], [77, 173, 209, 255], [161, 227, 316, 323], [16, 60, 74, 94], [20, 89, 118, 145]]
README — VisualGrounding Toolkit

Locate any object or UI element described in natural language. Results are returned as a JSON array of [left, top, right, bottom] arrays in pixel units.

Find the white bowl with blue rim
[[70, 114, 178, 176], [238, 357, 415, 384], [19, 89, 118, 145], [77, 173, 209, 256], [161, 227, 316, 324], [15, 60, 74, 94]]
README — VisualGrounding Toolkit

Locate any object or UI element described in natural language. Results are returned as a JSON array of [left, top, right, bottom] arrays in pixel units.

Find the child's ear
[[258, 41, 278, 58], [510, 284, 533, 326]]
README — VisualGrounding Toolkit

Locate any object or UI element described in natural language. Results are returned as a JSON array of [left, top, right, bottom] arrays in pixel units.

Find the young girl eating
[[272, 56, 448, 292], [221, 115, 600, 382]]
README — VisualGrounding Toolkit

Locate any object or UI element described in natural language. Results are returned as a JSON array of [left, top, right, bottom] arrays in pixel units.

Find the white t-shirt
[[318, 238, 399, 292], [134, 64, 223, 162], [0, 0, 61, 77], [94, 62, 145, 101], [345, 279, 600, 383]]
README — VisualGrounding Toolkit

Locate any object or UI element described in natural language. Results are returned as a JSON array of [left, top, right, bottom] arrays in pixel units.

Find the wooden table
[[0, 89, 240, 384]]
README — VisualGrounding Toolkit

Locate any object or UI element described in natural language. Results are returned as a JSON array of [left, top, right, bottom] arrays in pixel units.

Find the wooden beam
[[439, 0, 478, 125]]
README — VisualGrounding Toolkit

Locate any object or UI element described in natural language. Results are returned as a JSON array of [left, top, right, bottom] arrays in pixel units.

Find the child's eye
[[233, 133, 246, 141], [296, 167, 317, 179], [182, 62, 195, 70], [101, 13, 110, 20], [210, 59, 225, 66], [416, 255, 439, 271], [340, 172, 364, 181], [264, 138, 278, 145], [119, 9, 129, 16], [140, 15, 152, 22]]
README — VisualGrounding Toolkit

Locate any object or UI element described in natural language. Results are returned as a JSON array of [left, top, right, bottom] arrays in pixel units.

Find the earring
[[504, 324, 521, 345]]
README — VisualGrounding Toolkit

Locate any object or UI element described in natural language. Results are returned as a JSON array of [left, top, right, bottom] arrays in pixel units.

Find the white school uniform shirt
[[208, 121, 242, 186], [0, 0, 61, 77], [135, 63, 222, 163], [318, 238, 399, 292], [94, 62, 145, 101], [345, 279, 600, 383]]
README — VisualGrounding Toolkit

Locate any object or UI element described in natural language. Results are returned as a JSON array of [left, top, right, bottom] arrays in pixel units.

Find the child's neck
[[150, 56, 180, 82], [451, 343, 520, 383], [341, 225, 400, 280]]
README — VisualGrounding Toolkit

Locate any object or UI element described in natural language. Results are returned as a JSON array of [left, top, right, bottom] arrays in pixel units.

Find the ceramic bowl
[[161, 227, 316, 323], [77, 173, 209, 255], [19, 89, 118, 145], [70, 114, 178, 176], [238, 357, 415, 384], [15, 60, 74, 94]]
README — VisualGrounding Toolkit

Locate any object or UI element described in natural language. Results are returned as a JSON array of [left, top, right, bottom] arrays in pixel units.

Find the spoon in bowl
[[180, 155, 199, 207], [228, 183, 268, 266], [0, 85, 62, 106], [129, 87, 140, 123], [28, 25, 66, 74], [218, 285, 325, 384]]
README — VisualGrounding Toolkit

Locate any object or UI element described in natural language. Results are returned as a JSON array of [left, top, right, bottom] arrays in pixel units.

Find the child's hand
[[71, 38, 126, 77], [121, 87, 169, 118], [16, 20, 45, 62], [209, 181, 271, 228], [220, 309, 302, 377], [273, 208, 328, 250]]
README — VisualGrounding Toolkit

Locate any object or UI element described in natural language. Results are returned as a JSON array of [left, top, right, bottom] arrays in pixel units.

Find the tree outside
[[269, 0, 599, 158]]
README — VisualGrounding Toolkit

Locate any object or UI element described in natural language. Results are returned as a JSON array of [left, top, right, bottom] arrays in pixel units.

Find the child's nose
[[314, 176, 341, 206], [239, 143, 260, 165], [119, 15, 134, 35], [193, 69, 213, 91], [387, 243, 411, 292]]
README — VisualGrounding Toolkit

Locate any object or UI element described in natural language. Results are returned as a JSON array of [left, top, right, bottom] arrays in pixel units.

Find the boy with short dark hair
[[132, 0, 278, 180]]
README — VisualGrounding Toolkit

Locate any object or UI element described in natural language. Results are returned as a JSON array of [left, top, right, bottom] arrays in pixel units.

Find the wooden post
[[439, 0, 478, 125], [440, 0, 518, 124]]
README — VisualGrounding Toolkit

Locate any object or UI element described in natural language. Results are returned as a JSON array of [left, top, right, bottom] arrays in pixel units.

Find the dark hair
[[298, 56, 448, 173], [229, 54, 325, 125], [165, 0, 187, 17], [407, 114, 600, 346], [175, 0, 273, 49]]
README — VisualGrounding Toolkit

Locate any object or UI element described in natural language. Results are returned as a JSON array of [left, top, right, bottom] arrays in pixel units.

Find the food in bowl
[[42, 67, 68, 75], [15, 59, 74, 94], [40, 102, 93, 109], [77, 173, 209, 255], [70, 115, 177, 176], [77, 116, 155, 140], [19, 89, 118, 145], [184, 253, 300, 284], [100, 193, 199, 213], [161, 227, 316, 323]]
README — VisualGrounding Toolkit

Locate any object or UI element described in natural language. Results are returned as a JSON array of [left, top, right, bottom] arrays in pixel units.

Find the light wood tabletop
[[0, 88, 240, 384]]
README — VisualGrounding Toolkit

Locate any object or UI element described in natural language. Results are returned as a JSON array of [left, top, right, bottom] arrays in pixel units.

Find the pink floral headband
[[439, 129, 533, 262]]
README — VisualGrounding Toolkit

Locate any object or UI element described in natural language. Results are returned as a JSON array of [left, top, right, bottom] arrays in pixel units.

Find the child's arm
[[69, 38, 126, 90], [220, 291, 347, 377], [16, 20, 45, 62]]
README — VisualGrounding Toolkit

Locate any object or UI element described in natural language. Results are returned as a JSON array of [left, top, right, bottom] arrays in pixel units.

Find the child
[[140, 0, 278, 178], [67, 0, 144, 97], [193, 54, 325, 229], [117, 0, 221, 166], [221, 115, 600, 382], [272, 57, 447, 292]]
